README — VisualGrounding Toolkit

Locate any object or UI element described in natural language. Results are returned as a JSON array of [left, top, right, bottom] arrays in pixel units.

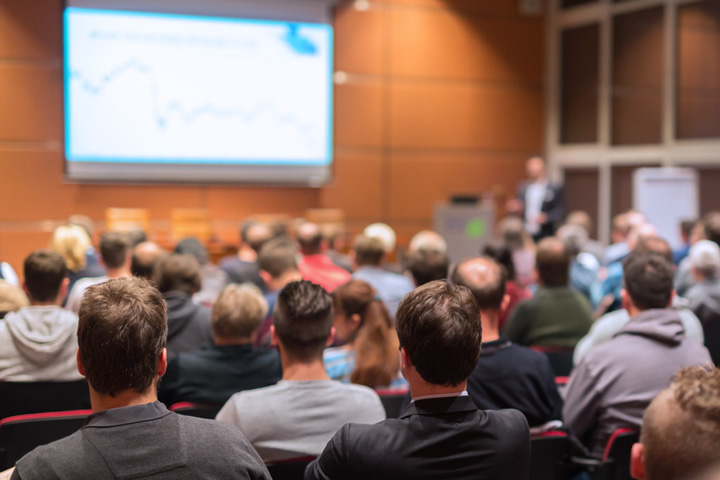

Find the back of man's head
[[258, 238, 298, 279], [212, 283, 268, 340], [296, 222, 323, 256], [153, 253, 201, 295], [175, 237, 209, 266], [622, 253, 674, 311], [24, 250, 67, 303], [396, 281, 481, 387], [408, 230, 447, 255], [245, 223, 273, 253], [566, 210, 593, 236], [273, 280, 333, 362], [634, 235, 673, 264], [451, 257, 506, 311], [557, 224, 588, 257], [407, 249, 450, 286], [636, 367, 720, 480], [100, 232, 130, 269], [536, 237, 571, 287], [689, 240, 720, 279], [352, 235, 385, 267], [703, 212, 720, 246], [78, 277, 167, 397], [132, 242, 165, 279]]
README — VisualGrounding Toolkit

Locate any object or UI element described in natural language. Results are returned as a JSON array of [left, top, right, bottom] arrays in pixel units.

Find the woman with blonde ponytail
[[324, 279, 406, 389]]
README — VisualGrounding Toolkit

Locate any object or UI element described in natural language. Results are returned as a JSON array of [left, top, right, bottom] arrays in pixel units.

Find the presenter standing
[[507, 156, 565, 242]]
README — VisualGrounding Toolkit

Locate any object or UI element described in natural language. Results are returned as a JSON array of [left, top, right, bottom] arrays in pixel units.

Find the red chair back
[[375, 387, 410, 419], [530, 430, 570, 480], [169, 402, 222, 419]]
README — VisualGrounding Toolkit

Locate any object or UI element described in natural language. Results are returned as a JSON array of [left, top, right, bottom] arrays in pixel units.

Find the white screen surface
[[64, 7, 333, 184]]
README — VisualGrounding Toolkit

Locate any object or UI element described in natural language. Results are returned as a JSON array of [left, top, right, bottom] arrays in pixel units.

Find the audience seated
[[159, 283, 281, 406], [305, 281, 530, 480], [564, 253, 712, 458], [50, 224, 104, 297], [0, 250, 82, 381], [351, 235, 414, 317], [565, 210, 605, 262], [0, 280, 28, 319], [219, 221, 272, 290], [67, 216, 107, 290], [216, 280, 385, 462], [323, 225, 353, 273], [65, 232, 132, 313], [603, 212, 632, 266], [9, 277, 270, 479], [505, 237, 593, 348], [684, 240, 720, 323], [296, 221, 351, 292], [131, 241, 165, 279], [574, 236, 705, 365], [406, 248, 450, 286], [324, 279, 405, 389], [254, 237, 303, 347], [452, 257, 562, 429], [497, 216, 536, 289], [175, 237, 228, 306], [676, 212, 720, 297], [672, 219, 696, 265], [153, 254, 214, 361], [363, 222, 404, 273], [630, 366, 720, 480], [557, 223, 599, 300], [482, 243, 531, 331]]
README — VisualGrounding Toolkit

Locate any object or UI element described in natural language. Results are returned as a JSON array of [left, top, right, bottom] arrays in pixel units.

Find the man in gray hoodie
[[563, 252, 712, 458], [0, 250, 82, 381]]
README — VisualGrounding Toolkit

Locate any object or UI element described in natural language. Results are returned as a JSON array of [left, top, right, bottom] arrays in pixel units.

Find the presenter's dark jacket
[[12, 402, 270, 479], [158, 344, 282, 406], [516, 181, 565, 239], [304, 395, 530, 480]]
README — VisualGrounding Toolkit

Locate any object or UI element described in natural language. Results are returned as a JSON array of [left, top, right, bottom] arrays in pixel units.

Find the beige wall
[[0, 0, 544, 272]]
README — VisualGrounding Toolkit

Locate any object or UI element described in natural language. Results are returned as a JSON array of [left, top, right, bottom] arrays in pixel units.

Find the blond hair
[[50, 225, 90, 272], [212, 283, 269, 339]]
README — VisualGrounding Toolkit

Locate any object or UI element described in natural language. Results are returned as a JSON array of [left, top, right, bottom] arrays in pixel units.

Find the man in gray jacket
[[563, 253, 712, 458], [0, 250, 82, 381]]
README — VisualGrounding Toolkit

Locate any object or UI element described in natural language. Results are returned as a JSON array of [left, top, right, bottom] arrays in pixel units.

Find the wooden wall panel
[[0, 0, 62, 59], [0, 65, 62, 141], [335, 83, 384, 147], [389, 8, 543, 83], [564, 168, 599, 237], [320, 152, 384, 220], [388, 153, 526, 220], [334, 7, 383, 75], [389, 83, 543, 150]]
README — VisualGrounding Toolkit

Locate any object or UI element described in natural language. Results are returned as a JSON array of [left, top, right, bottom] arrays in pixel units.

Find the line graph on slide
[[65, 8, 332, 165]]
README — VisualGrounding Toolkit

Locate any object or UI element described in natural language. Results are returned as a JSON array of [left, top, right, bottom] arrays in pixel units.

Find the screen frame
[[62, 5, 334, 186]]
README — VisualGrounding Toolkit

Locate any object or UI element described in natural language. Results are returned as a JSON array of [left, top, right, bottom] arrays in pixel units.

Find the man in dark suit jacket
[[304, 281, 530, 480], [510, 156, 565, 241]]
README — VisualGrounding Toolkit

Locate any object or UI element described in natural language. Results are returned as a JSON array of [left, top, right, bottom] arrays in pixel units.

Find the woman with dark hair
[[324, 279, 406, 389]]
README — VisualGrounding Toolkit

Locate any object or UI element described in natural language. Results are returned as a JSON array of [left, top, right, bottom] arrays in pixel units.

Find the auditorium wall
[[0, 0, 544, 272]]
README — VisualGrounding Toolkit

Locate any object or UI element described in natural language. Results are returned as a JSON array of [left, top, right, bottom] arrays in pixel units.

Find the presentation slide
[[64, 7, 333, 183]]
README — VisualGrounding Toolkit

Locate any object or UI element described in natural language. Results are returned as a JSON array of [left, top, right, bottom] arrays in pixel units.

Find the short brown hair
[[153, 254, 201, 295], [78, 277, 167, 396], [24, 250, 67, 302], [536, 237, 570, 287], [353, 235, 385, 266], [99, 232, 130, 269], [703, 212, 720, 246], [212, 284, 268, 339], [622, 253, 674, 310], [396, 280, 481, 386], [273, 280, 333, 362], [258, 238, 298, 278], [641, 367, 720, 480], [407, 249, 450, 286]]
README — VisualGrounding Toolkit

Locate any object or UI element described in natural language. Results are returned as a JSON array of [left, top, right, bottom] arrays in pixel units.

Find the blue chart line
[[68, 59, 318, 146]]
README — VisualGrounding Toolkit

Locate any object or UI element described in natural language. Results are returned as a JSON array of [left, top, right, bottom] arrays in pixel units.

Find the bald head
[[536, 237, 570, 287], [451, 257, 506, 311], [245, 223, 273, 253], [131, 242, 166, 280], [635, 367, 720, 480], [296, 222, 323, 255]]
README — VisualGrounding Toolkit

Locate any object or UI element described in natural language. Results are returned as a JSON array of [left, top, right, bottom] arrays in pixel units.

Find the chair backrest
[[0, 410, 91, 470], [171, 209, 211, 244], [266, 456, 316, 480], [0, 381, 91, 421], [530, 431, 570, 480], [600, 428, 639, 480], [169, 402, 222, 420], [105, 208, 151, 233], [530, 346, 575, 377], [376, 387, 410, 419]]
